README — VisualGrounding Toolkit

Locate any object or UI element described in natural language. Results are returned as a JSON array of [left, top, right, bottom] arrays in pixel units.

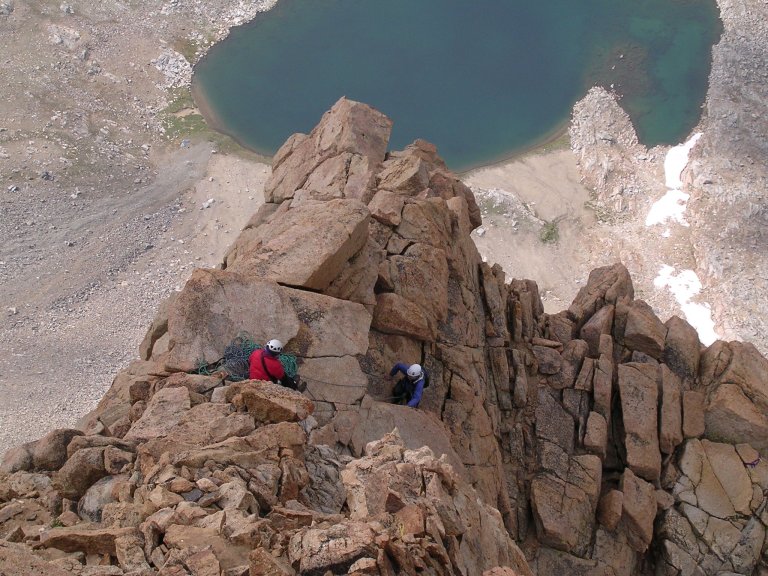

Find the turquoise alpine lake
[[193, 0, 721, 170]]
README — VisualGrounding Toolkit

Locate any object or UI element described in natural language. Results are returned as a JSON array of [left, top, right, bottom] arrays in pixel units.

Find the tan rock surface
[[164, 271, 371, 372], [618, 363, 661, 481], [700, 341, 768, 454], [226, 198, 371, 291]]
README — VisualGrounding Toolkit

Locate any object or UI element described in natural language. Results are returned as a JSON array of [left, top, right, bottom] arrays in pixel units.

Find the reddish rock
[[387, 242, 449, 333], [228, 198, 371, 292], [377, 152, 430, 195], [372, 292, 434, 341], [655, 489, 675, 511], [618, 363, 661, 481], [597, 489, 623, 531], [569, 264, 634, 329], [660, 365, 684, 454], [53, 447, 108, 500], [164, 271, 371, 373], [623, 300, 667, 359], [186, 547, 222, 576], [265, 98, 391, 204], [0, 541, 73, 576], [39, 526, 139, 555], [701, 440, 753, 516], [584, 412, 608, 459], [548, 340, 589, 389], [580, 305, 614, 357], [574, 358, 595, 392], [531, 455, 601, 555], [682, 391, 705, 439], [620, 469, 656, 552], [547, 312, 575, 345], [533, 346, 562, 375], [289, 521, 376, 574], [535, 390, 574, 453], [66, 435, 136, 459], [699, 341, 768, 454], [227, 381, 313, 424], [29, 429, 84, 472], [664, 316, 701, 381], [368, 189, 405, 226], [114, 532, 150, 571], [593, 353, 614, 425], [158, 372, 222, 396], [250, 547, 294, 576], [0, 445, 32, 474], [124, 386, 192, 443], [103, 446, 135, 475]]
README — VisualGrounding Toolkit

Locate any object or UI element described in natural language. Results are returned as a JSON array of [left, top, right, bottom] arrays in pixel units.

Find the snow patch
[[664, 132, 703, 189], [645, 189, 690, 227], [653, 265, 718, 345], [646, 132, 702, 230]]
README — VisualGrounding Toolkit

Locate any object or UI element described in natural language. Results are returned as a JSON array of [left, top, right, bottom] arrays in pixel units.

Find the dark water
[[193, 0, 721, 170]]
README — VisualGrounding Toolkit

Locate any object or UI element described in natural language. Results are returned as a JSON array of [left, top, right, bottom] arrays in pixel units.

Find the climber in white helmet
[[389, 361, 429, 408], [249, 339, 297, 389]]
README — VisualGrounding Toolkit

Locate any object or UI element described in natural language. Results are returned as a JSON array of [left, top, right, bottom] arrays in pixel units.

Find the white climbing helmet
[[266, 339, 284, 354], [407, 364, 423, 381]]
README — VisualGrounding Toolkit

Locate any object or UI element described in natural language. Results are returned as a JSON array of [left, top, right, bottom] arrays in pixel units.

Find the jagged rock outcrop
[[2, 98, 768, 576], [569, 87, 665, 216]]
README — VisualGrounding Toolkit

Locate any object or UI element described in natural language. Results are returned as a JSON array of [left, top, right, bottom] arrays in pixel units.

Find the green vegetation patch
[[160, 88, 242, 154], [539, 220, 560, 244]]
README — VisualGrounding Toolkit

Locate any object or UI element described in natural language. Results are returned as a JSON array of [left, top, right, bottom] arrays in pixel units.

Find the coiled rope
[[196, 331, 298, 381]]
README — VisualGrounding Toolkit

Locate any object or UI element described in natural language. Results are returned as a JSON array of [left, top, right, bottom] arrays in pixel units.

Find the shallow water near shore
[[193, 0, 721, 170]]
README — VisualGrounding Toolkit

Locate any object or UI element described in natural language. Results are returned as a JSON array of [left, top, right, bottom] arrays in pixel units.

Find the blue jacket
[[390, 362, 426, 408]]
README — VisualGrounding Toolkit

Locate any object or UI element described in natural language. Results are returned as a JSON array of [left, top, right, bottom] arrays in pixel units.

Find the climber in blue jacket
[[389, 362, 429, 408]]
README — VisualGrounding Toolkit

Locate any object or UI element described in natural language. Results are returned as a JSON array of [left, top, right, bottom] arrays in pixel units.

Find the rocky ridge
[[2, 100, 768, 576], [2, 0, 768, 458]]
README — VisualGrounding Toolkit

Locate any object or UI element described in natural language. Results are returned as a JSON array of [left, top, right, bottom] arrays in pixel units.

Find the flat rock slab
[[40, 526, 139, 556], [227, 380, 314, 423], [618, 363, 661, 481], [701, 341, 768, 455], [124, 386, 191, 443], [165, 271, 371, 372], [227, 198, 370, 291], [0, 541, 73, 576]]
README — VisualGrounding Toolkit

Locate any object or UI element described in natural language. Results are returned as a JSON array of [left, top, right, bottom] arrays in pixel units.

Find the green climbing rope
[[195, 331, 298, 381]]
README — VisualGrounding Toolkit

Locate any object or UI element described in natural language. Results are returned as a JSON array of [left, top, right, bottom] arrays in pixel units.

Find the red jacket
[[249, 348, 285, 382]]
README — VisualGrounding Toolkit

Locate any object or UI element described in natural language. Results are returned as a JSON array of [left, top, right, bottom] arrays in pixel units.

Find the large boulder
[[0, 541, 73, 576], [264, 97, 392, 204], [531, 453, 602, 555], [226, 380, 314, 423], [619, 469, 656, 552], [0, 429, 83, 474], [39, 526, 139, 556], [568, 264, 633, 329], [164, 271, 371, 373], [618, 363, 661, 481], [699, 341, 768, 455], [622, 301, 667, 360], [225, 198, 371, 291], [124, 386, 192, 443], [664, 316, 701, 381], [53, 446, 108, 500]]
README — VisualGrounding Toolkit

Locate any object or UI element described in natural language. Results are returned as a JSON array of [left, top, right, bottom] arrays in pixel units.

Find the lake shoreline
[[192, 70, 575, 173]]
